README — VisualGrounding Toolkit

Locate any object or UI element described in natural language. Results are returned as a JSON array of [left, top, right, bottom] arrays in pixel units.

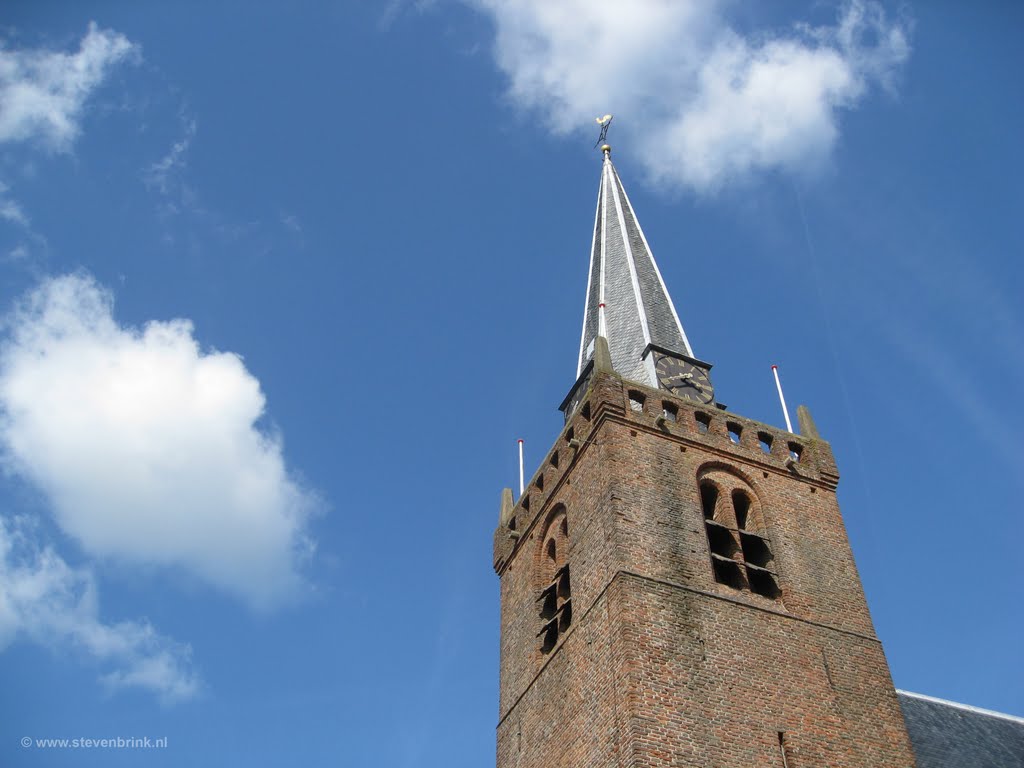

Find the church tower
[[493, 146, 917, 767]]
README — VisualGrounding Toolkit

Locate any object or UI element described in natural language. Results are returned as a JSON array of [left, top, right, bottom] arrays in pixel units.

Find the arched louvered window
[[537, 507, 572, 653], [698, 469, 780, 600]]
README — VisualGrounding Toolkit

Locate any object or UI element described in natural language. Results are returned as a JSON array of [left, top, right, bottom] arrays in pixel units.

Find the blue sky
[[0, 1, 1021, 765]]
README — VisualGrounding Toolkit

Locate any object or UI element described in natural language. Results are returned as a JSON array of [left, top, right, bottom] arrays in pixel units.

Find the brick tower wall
[[494, 372, 916, 768]]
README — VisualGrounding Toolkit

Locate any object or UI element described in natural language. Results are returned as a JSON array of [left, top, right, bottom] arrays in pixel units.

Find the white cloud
[[468, 0, 909, 191], [0, 22, 138, 152], [0, 514, 199, 702], [0, 181, 29, 227], [0, 274, 317, 610], [144, 116, 197, 201]]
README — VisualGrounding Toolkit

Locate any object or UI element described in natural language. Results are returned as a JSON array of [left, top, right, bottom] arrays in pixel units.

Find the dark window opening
[[748, 567, 781, 599], [699, 471, 783, 601], [758, 432, 774, 454], [740, 531, 773, 569], [711, 556, 745, 590], [700, 482, 718, 519], [538, 584, 557, 619], [522, 495, 530, 512], [695, 412, 711, 434], [535, 474, 544, 491], [550, 451, 560, 468], [727, 422, 742, 444], [556, 566, 571, 598], [788, 442, 803, 462], [732, 490, 751, 529], [558, 601, 573, 632], [628, 390, 645, 413], [706, 520, 739, 559], [538, 513, 573, 654], [539, 622, 558, 654], [538, 568, 572, 653], [508, 516, 517, 531], [581, 402, 591, 421], [661, 402, 678, 422], [566, 427, 575, 444]]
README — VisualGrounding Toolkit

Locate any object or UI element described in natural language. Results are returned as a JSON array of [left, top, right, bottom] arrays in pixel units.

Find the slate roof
[[899, 690, 1024, 768], [577, 149, 693, 385]]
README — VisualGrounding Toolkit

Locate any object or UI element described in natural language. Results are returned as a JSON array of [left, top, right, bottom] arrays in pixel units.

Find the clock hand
[[665, 373, 693, 383]]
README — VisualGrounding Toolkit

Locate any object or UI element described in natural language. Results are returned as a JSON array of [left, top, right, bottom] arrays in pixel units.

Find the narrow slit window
[[700, 482, 719, 519], [581, 402, 591, 421], [535, 474, 544, 491], [550, 451, 560, 468], [732, 490, 750, 529]]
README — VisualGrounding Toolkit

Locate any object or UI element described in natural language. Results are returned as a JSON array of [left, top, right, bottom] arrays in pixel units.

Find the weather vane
[[594, 114, 613, 148]]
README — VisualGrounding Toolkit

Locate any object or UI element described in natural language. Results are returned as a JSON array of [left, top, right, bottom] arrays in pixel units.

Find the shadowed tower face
[[493, 148, 917, 768]]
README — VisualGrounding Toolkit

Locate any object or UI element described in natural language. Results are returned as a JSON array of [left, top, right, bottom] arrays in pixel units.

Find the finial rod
[[771, 365, 794, 433], [517, 439, 525, 497]]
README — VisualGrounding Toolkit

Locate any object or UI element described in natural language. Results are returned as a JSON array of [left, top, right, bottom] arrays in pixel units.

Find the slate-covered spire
[[577, 146, 693, 386]]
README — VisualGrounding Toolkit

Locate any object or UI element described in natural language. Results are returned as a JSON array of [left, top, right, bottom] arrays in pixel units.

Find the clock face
[[654, 354, 714, 404]]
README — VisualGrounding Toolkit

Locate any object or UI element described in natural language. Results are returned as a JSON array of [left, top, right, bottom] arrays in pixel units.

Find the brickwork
[[494, 370, 916, 768]]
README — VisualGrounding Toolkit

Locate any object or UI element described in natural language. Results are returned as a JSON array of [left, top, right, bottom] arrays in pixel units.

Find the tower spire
[[577, 149, 694, 387]]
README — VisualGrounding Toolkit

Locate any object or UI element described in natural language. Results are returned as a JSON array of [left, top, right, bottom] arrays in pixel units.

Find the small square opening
[[628, 390, 645, 413], [695, 412, 711, 434]]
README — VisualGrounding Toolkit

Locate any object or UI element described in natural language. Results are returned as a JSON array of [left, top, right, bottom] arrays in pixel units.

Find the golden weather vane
[[594, 114, 613, 149]]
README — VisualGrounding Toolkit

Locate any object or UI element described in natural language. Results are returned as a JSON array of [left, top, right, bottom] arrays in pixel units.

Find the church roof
[[898, 690, 1024, 768], [578, 148, 693, 386]]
